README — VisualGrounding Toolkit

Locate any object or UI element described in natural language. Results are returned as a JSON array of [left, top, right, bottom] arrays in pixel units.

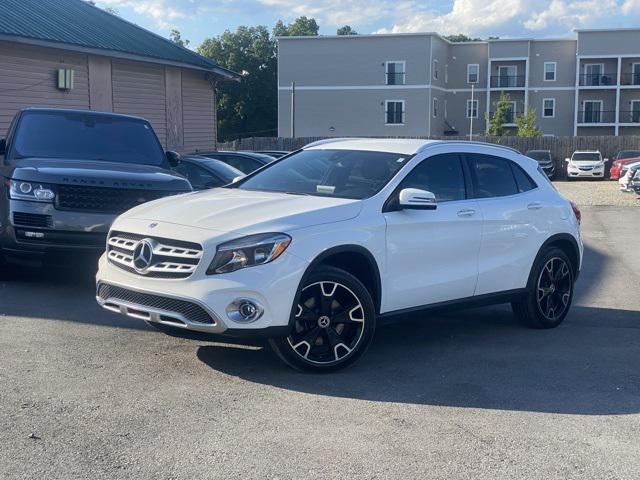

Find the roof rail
[[303, 138, 355, 148], [420, 140, 522, 155]]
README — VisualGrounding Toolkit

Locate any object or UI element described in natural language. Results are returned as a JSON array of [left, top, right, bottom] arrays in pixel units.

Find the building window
[[385, 100, 405, 125], [630, 100, 640, 123], [466, 99, 479, 118], [582, 100, 603, 123], [433, 97, 438, 117], [544, 62, 556, 81], [467, 64, 479, 84], [385, 61, 405, 85], [543, 98, 555, 118], [505, 101, 516, 124], [433, 59, 439, 80]]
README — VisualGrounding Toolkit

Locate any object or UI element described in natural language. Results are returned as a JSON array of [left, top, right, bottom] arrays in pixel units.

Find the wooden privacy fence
[[217, 136, 640, 178]]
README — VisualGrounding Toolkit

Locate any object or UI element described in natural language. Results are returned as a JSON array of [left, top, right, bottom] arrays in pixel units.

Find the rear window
[[10, 111, 165, 166]]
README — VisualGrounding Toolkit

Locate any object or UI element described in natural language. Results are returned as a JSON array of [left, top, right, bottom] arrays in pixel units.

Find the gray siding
[[0, 41, 89, 134], [578, 30, 640, 56], [112, 60, 167, 145], [529, 40, 577, 88], [448, 43, 488, 90], [489, 41, 529, 59], [182, 70, 216, 152]]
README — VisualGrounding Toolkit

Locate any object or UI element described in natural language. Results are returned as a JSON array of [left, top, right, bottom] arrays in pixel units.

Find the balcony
[[620, 72, 640, 87], [577, 110, 616, 124], [619, 110, 640, 123], [490, 75, 525, 89], [578, 73, 617, 87]]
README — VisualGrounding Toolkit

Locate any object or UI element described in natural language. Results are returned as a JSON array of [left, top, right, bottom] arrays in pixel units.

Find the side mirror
[[564, 158, 571, 163], [603, 158, 609, 163], [232, 175, 245, 184], [166, 150, 181, 167], [0, 138, 6, 156], [398, 188, 437, 210]]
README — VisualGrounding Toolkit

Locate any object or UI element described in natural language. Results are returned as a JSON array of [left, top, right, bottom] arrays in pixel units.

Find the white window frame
[[467, 63, 479, 84], [542, 98, 556, 118], [385, 99, 405, 126], [584, 63, 605, 86], [582, 100, 603, 123], [631, 63, 640, 86], [445, 64, 449, 84], [385, 60, 406, 86], [433, 59, 439, 80], [498, 65, 518, 88], [544, 62, 557, 82], [433, 97, 438, 118], [466, 99, 479, 119]]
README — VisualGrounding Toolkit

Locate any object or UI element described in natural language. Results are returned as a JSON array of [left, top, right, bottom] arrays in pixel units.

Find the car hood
[[569, 160, 603, 167], [2, 158, 190, 191], [121, 188, 363, 234]]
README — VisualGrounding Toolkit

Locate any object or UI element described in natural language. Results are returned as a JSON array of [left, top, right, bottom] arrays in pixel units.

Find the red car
[[610, 156, 640, 180]]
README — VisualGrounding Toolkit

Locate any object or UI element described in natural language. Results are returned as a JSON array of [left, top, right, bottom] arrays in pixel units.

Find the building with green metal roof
[[0, 0, 240, 150]]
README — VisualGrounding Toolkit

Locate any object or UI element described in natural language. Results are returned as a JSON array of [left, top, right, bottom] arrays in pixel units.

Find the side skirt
[[377, 289, 527, 327]]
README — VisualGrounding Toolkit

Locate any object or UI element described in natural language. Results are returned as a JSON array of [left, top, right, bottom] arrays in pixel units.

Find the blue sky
[[96, 0, 640, 48]]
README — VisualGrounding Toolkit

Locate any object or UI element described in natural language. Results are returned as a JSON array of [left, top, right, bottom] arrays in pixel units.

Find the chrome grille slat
[[107, 231, 203, 279]]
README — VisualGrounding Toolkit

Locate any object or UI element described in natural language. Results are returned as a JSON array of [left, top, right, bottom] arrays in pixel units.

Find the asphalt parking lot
[[1, 204, 639, 479]]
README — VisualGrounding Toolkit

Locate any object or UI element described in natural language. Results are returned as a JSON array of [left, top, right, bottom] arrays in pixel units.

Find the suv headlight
[[207, 233, 291, 275], [8, 180, 55, 202]]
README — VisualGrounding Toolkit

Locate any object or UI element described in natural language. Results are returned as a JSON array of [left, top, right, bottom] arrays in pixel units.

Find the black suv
[[525, 150, 555, 179], [0, 108, 192, 267]]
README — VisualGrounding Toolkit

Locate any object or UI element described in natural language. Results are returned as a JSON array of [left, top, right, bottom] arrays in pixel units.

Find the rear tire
[[512, 247, 574, 329], [269, 266, 376, 373]]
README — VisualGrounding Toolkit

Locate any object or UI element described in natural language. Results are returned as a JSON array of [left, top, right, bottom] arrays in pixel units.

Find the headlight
[[207, 233, 291, 275], [8, 180, 55, 202]]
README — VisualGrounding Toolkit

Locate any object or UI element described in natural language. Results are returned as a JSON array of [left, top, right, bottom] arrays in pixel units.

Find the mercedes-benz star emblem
[[132, 239, 154, 273]]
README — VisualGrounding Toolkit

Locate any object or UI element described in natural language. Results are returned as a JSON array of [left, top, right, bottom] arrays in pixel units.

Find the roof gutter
[[0, 34, 241, 81]]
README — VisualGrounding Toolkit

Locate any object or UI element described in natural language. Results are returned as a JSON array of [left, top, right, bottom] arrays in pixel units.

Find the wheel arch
[[297, 245, 382, 316], [529, 233, 581, 287]]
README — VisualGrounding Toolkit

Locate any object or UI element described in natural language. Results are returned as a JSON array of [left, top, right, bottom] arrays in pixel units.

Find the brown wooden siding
[[0, 42, 89, 135], [182, 70, 216, 152], [112, 60, 167, 146]]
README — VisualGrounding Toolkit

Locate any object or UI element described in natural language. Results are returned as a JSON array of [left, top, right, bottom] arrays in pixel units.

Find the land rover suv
[[96, 139, 583, 372], [0, 108, 192, 267]]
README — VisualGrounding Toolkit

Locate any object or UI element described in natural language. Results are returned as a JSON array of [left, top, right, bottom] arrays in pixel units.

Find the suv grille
[[13, 212, 53, 228], [97, 283, 214, 324], [55, 185, 183, 215], [107, 231, 203, 279]]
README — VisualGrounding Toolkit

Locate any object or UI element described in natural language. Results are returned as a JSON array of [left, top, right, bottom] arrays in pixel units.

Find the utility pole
[[290, 81, 296, 138], [469, 83, 474, 142]]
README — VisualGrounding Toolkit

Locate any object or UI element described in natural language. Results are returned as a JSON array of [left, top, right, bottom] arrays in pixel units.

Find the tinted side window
[[511, 163, 537, 193], [467, 154, 518, 198], [174, 162, 219, 189], [222, 156, 262, 174], [399, 153, 466, 202]]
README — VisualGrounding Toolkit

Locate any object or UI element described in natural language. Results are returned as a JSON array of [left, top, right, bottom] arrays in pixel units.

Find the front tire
[[269, 266, 376, 372], [512, 247, 574, 329]]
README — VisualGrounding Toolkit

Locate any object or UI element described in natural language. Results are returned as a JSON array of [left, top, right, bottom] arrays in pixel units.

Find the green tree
[[337, 25, 358, 35], [487, 92, 513, 136], [515, 108, 542, 137], [169, 29, 190, 48], [273, 16, 320, 37], [198, 25, 278, 141], [444, 33, 481, 42]]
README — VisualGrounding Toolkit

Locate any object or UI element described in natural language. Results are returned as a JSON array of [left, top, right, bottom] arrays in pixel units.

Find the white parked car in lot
[[565, 150, 608, 179], [96, 139, 583, 371]]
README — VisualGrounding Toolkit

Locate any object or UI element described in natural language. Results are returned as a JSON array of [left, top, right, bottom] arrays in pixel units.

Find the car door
[[464, 153, 546, 296], [383, 153, 482, 312]]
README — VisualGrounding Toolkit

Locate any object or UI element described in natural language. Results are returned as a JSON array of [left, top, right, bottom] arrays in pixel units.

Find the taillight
[[570, 201, 581, 225]]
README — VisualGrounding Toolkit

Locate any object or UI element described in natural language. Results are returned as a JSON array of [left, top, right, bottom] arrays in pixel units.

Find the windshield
[[201, 159, 244, 181], [572, 153, 601, 162], [617, 150, 640, 160], [11, 111, 166, 166], [526, 151, 551, 161], [235, 149, 410, 200]]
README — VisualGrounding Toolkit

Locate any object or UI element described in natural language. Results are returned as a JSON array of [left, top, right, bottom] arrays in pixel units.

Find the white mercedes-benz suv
[[96, 139, 583, 372]]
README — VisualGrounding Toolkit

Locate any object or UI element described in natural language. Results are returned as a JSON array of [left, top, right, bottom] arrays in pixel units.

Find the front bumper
[[567, 168, 604, 178], [1, 199, 114, 262], [95, 245, 309, 337]]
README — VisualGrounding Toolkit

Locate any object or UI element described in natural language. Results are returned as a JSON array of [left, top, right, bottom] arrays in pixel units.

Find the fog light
[[226, 298, 264, 323]]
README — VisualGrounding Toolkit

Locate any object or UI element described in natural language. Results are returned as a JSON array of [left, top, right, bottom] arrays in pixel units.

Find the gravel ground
[[553, 179, 640, 207], [1, 207, 639, 479]]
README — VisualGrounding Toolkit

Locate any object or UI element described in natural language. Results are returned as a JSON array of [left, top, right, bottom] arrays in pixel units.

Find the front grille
[[13, 212, 53, 228], [97, 283, 214, 324], [55, 185, 183, 215], [107, 230, 203, 279]]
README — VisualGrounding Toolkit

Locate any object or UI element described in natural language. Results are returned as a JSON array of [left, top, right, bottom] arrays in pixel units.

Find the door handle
[[457, 208, 476, 217], [527, 202, 543, 210]]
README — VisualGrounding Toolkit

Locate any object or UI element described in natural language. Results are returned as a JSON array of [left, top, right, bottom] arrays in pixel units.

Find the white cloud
[[99, 0, 199, 28]]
